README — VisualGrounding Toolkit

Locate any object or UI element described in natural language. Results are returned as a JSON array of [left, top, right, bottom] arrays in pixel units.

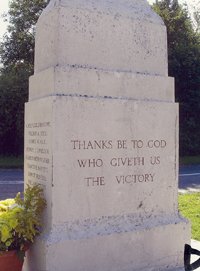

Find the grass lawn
[[0, 156, 23, 169], [180, 156, 200, 165], [179, 193, 200, 241]]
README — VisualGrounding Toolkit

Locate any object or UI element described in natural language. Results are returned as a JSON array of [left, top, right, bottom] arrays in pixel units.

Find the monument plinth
[[24, 0, 190, 270]]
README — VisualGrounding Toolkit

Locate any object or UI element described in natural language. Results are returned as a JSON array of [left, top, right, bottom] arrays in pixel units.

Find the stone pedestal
[[24, 0, 190, 270]]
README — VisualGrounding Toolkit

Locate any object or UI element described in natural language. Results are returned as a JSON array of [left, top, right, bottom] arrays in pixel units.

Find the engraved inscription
[[25, 124, 168, 190], [71, 139, 167, 188], [25, 122, 51, 185]]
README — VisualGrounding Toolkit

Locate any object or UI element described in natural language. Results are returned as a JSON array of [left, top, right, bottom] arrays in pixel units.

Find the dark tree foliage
[[0, 0, 49, 156], [153, 0, 200, 156], [1, 0, 200, 156], [0, 64, 30, 155], [0, 0, 49, 67]]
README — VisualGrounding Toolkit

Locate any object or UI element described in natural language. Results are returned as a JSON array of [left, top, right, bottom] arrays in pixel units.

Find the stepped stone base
[[23, 216, 189, 271]]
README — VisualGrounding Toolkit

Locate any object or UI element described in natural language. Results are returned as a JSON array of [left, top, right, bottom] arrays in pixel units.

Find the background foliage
[[0, 0, 49, 156], [153, 0, 200, 156], [0, 0, 200, 156]]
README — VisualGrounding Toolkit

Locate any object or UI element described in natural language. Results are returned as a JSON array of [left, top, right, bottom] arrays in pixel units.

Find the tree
[[153, 0, 200, 155], [0, 0, 49, 156], [0, 64, 30, 155], [1, 0, 200, 156], [0, 0, 49, 68]]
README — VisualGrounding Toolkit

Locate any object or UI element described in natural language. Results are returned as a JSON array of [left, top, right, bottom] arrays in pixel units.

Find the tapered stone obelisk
[[23, 0, 190, 270]]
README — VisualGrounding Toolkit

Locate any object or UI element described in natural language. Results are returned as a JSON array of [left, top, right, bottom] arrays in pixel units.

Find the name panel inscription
[[25, 121, 51, 185]]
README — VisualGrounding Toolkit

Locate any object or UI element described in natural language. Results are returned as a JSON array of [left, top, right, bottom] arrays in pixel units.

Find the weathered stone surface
[[29, 66, 174, 101], [24, 221, 188, 271], [34, 0, 167, 76], [26, 97, 180, 222], [24, 95, 190, 270], [24, 0, 190, 270]]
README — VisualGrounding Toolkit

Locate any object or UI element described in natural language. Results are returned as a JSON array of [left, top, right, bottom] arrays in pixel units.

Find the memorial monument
[[24, 0, 190, 270]]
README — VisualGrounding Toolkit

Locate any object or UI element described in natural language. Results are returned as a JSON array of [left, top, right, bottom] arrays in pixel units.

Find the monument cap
[[34, 0, 168, 76], [43, 0, 163, 24]]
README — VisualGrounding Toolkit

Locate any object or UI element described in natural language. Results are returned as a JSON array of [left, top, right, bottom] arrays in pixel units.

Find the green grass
[[180, 156, 200, 165], [0, 156, 23, 169], [179, 193, 200, 241]]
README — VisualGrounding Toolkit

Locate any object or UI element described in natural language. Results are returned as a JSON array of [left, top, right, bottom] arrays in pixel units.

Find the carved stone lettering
[[70, 139, 167, 188], [25, 122, 51, 185]]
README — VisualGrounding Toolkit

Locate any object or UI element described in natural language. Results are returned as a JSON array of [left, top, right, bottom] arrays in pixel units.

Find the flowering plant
[[0, 184, 46, 253]]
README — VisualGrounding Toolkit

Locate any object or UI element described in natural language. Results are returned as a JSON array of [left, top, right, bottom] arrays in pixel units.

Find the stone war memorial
[[23, 0, 190, 270]]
